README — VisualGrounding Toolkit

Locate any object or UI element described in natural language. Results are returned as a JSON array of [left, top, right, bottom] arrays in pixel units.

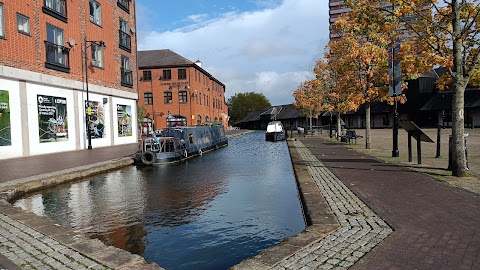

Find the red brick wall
[[0, 0, 137, 94], [138, 65, 229, 129]]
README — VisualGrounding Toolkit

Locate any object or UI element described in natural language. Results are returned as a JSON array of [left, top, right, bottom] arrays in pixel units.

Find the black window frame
[[119, 18, 131, 52], [162, 69, 172, 80], [91, 43, 104, 68], [142, 70, 152, 81], [164, 91, 172, 104], [178, 68, 187, 80], [0, 3, 5, 38], [144, 92, 153, 105], [43, 0, 68, 23], [45, 24, 70, 73], [179, 91, 188, 103], [17, 13, 30, 36], [89, 0, 102, 26], [120, 55, 133, 88], [117, 0, 130, 13]]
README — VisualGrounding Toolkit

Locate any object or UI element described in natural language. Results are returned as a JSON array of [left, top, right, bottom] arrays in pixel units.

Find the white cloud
[[138, 0, 329, 105], [187, 13, 209, 23]]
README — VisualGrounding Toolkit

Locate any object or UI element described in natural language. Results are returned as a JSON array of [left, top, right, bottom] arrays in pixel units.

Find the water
[[13, 131, 306, 270]]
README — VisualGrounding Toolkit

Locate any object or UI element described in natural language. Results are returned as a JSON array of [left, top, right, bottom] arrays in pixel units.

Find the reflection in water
[[14, 131, 306, 270]]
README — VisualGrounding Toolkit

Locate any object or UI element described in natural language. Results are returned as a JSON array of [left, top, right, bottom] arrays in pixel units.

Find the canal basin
[[13, 131, 306, 270]]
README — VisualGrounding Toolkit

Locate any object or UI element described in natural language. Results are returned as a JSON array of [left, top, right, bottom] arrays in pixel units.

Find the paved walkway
[[300, 136, 480, 269]]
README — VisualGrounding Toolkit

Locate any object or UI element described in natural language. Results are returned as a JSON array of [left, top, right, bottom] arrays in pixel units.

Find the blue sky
[[135, 0, 329, 105]]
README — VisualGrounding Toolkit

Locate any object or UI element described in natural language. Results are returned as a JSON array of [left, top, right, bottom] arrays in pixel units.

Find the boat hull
[[265, 131, 286, 141], [134, 125, 229, 165]]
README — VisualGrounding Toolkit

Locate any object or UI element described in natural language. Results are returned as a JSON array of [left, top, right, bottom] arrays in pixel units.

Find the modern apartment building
[[329, 0, 352, 40], [0, 0, 138, 159], [137, 49, 229, 131]]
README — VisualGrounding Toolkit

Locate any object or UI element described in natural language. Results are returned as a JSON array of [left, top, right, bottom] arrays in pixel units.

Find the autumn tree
[[293, 79, 324, 132], [320, 50, 359, 138], [345, 0, 480, 176], [333, 18, 390, 149], [227, 92, 271, 125]]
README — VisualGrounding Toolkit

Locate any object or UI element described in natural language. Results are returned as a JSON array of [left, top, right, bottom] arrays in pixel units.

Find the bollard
[[435, 125, 441, 158]]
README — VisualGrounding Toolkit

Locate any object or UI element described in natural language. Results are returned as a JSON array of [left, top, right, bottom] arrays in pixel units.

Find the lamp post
[[389, 41, 400, 157], [83, 38, 105, 150]]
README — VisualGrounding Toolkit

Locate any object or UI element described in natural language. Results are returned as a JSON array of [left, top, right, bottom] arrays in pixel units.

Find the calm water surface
[[14, 131, 306, 270]]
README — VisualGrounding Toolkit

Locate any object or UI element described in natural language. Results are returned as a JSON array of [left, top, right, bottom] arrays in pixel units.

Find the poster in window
[[86, 100, 106, 139], [0, 90, 11, 146], [117, 104, 132, 137], [37, 95, 68, 143]]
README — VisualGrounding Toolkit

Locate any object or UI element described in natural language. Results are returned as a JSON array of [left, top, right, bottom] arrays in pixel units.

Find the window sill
[[90, 20, 102, 28], [92, 64, 104, 70], [45, 62, 70, 73], [121, 82, 133, 88], [117, 2, 130, 13], [42, 7, 68, 23], [119, 44, 131, 53], [18, 31, 31, 37]]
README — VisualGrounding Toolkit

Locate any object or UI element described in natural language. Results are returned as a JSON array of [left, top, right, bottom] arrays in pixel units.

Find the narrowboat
[[265, 121, 286, 141], [134, 125, 228, 165]]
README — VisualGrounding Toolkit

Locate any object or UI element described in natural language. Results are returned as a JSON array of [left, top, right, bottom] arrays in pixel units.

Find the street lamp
[[389, 41, 400, 157], [83, 38, 105, 150]]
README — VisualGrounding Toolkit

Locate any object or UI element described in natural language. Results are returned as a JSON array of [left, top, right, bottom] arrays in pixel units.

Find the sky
[[135, 0, 330, 106]]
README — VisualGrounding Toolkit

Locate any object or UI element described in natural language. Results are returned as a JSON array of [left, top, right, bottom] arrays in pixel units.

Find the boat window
[[188, 133, 194, 144], [160, 140, 176, 152]]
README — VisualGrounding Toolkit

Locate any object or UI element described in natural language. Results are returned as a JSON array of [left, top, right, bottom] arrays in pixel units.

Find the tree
[[137, 104, 147, 123], [227, 92, 271, 125], [293, 80, 324, 132], [333, 18, 391, 149], [317, 53, 358, 138], [345, 0, 480, 176]]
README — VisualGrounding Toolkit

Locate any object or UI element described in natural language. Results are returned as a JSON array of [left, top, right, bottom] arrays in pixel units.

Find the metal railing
[[121, 68, 133, 87], [119, 30, 131, 51], [117, 0, 130, 12], [45, 41, 70, 71]]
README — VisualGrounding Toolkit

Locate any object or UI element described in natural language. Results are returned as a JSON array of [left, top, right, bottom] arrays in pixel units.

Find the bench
[[342, 130, 363, 144]]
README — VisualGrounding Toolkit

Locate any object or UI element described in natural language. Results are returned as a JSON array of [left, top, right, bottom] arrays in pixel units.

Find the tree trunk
[[365, 102, 371, 149], [336, 112, 341, 139], [451, 0, 467, 177], [451, 80, 467, 176], [309, 110, 313, 136]]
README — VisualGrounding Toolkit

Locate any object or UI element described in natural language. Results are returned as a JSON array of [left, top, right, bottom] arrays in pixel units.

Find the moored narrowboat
[[134, 125, 228, 165]]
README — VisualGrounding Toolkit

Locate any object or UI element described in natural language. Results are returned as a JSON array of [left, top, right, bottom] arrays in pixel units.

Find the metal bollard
[[435, 125, 441, 158]]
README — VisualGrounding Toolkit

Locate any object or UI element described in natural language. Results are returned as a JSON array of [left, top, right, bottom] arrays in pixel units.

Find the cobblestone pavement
[[271, 140, 392, 270], [0, 213, 109, 270]]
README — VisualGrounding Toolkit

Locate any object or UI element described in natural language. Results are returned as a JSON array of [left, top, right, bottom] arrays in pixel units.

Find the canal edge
[[0, 157, 164, 270], [231, 138, 393, 270], [230, 138, 341, 269]]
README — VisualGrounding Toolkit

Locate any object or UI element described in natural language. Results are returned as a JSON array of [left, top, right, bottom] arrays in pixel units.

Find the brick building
[[0, 0, 138, 159], [138, 49, 228, 131]]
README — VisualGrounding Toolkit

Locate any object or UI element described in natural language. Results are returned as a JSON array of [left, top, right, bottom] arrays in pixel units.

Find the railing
[[117, 0, 130, 13], [44, 41, 70, 72], [119, 30, 131, 52], [121, 68, 133, 87], [43, 0, 67, 22]]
